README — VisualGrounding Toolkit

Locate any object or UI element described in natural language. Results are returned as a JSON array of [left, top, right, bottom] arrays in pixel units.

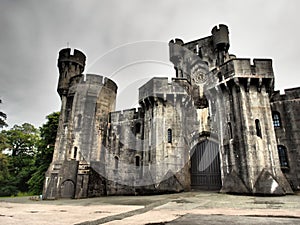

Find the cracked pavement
[[1, 191, 300, 225]]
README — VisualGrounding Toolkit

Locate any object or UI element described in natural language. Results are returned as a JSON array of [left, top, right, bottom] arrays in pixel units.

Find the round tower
[[169, 39, 186, 78], [169, 38, 184, 65], [57, 48, 86, 96], [211, 24, 230, 52]]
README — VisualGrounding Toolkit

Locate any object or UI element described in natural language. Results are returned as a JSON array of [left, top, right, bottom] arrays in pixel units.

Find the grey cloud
[[1, 0, 300, 128]]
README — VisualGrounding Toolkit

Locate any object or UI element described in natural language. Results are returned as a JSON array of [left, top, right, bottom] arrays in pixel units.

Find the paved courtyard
[[1, 191, 300, 225]]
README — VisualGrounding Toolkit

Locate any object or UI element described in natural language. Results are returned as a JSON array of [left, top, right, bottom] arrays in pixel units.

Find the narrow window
[[207, 116, 211, 128], [167, 128, 172, 143], [135, 122, 141, 134], [217, 72, 222, 82], [148, 149, 151, 162], [228, 122, 233, 139], [135, 156, 140, 167], [65, 96, 74, 123], [278, 145, 288, 168], [272, 112, 281, 127], [81, 176, 84, 188], [73, 147, 78, 159], [255, 119, 262, 138], [114, 156, 119, 170]]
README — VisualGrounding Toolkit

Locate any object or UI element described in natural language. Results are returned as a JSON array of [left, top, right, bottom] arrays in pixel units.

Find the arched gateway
[[190, 139, 222, 190]]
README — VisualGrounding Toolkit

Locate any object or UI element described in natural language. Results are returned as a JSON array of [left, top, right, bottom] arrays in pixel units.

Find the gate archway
[[61, 179, 75, 198], [190, 139, 221, 190]]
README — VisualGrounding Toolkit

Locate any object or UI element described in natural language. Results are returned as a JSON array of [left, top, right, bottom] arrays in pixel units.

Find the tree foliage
[[0, 152, 12, 196], [0, 123, 40, 195], [0, 99, 9, 195], [28, 112, 60, 194], [0, 99, 7, 129], [4, 123, 40, 157], [0, 112, 59, 196]]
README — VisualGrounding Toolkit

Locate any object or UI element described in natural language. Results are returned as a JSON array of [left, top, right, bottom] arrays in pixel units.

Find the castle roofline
[[211, 58, 274, 77], [272, 87, 300, 102]]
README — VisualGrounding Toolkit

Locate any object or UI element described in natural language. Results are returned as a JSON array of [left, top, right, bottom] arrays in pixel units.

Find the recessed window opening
[[272, 112, 281, 127], [73, 147, 78, 159], [167, 128, 172, 143], [278, 145, 288, 168], [228, 122, 233, 139], [255, 119, 262, 138], [148, 149, 151, 162], [81, 177, 84, 188], [135, 156, 140, 167], [114, 156, 119, 170], [135, 122, 141, 134]]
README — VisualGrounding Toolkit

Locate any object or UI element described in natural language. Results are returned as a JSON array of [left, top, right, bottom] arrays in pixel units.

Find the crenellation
[[139, 77, 190, 104], [57, 48, 86, 97], [214, 59, 274, 82], [169, 38, 184, 65], [211, 24, 230, 51], [272, 87, 300, 101], [110, 108, 144, 124], [84, 74, 103, 84], [58, 48, 86, 68], [253, 59, 274, 76], [104, 77, 118, 93]]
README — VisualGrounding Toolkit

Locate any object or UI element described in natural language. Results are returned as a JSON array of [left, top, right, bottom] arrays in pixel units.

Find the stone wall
[[271, 88, 300, 190], [206, 58, 293, 195], [106, 108, 144, 195]]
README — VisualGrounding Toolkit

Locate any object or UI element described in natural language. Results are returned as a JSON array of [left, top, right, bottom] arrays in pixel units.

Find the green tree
[[0, 99, 7, 129], [28, 112, 59, 194], [2, 123, 40, 195], [4, 123, 39, 157], [0, 99, 9, 195], [0, 130, 11, 196], [0, 152, 13, 196]]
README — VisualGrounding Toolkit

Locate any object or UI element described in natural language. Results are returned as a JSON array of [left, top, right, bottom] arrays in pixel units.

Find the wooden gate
[[61, 180, 75, 198], [190, 140, 221, 190]]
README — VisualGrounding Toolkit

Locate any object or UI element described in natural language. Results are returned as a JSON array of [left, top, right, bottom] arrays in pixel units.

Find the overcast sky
[[1, 0, 300, 128]]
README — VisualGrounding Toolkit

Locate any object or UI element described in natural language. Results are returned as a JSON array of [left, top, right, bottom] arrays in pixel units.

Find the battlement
[[211, 24, 230, 51], [138, 77, 192, 109], [68, 74, 118, 93], [271, 87, 300, 102], [104, 77, 118, 93], [138, 77, 189, 103], [169, 37, 211, 62], [169, 38, 184, 64], [58, 48, 86, 68], [110, 108, 144, 123], [211, 24, 229, 34], [169, 24, 230, 71], [216, 58, 274, 79], [85, 74, 104, 84]]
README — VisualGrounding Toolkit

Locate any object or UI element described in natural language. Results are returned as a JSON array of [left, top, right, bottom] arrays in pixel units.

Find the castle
[[43, 25, 300, 199]]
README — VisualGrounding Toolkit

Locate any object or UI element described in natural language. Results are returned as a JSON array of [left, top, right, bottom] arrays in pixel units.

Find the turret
[[57, 48, 86, 96], [169, 39, 186, 78], [211, 24, 230, 52], [169, 38, 184, 65]]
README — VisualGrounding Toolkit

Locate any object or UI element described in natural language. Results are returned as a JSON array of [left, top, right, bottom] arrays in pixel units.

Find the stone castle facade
[[43, 25, 300, 199]]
